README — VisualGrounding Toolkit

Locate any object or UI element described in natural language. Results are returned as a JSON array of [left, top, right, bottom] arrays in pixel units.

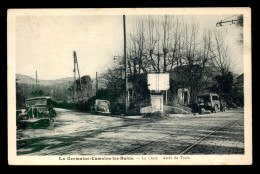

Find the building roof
[[235, 73, 244, 83]]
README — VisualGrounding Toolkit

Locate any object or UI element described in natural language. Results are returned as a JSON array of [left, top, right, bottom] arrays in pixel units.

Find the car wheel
[[201, 108, 205, 114], [214, 105, 219, 113], [50, 113, 55, 122], [46, 116, 51, 125]]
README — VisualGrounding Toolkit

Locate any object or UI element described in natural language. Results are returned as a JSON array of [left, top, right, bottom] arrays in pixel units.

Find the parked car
[[17, 96, 57, 127], [16, 109, 26, 118], [91, 99, 111, 115], [197, 93, 221, 113]]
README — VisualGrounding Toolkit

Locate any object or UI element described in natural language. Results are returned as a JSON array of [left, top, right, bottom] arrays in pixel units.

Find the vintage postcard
[[8, 8, 252, 165]]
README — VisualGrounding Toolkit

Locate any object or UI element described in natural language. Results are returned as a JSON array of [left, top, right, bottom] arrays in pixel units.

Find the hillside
[[16, 74, 108, 102], [91, 78, 107, 92], [16, 74, 74, 86]]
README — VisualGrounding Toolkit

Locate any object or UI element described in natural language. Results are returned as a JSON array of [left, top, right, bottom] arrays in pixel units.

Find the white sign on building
[[147, 73, 170, 91]]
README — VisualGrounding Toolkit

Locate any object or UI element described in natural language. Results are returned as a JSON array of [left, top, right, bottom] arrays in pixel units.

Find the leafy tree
[[102, 15, 240, 108], [30, 89, 46, 97], [16, 78, 26, 109], [215, 71, 234, 97], [214, 71, 243, 107], [68, 75, 93, 102], [237, 15, 243, 44]]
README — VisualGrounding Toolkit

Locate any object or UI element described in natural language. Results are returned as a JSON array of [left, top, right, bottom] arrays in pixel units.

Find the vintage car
[[91, 99, 111, 115], [17, 96, 57, 127], [197, 93, 221, 113], [16, 109, 26, 118]]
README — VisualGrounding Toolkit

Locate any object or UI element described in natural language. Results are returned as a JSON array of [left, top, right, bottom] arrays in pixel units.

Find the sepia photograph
[[8, 8, 252, 165]]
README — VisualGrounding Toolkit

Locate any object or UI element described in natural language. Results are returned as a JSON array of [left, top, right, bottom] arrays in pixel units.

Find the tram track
[[123, 119, 241, 155], [179, 119, 240, 155]]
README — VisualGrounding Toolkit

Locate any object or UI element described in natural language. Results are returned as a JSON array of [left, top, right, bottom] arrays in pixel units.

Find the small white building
[[177, 88, 190, 106]]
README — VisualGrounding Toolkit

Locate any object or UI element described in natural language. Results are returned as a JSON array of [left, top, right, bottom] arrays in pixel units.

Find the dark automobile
[[91, 99, 111, 115], [17, 96, 57, 127], [197, 93, 221, 113]]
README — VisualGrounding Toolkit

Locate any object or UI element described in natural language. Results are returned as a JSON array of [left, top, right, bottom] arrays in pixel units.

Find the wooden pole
[[96, 72, 98, 96], [123, 15, 128, 115], [166, 90, 168, 106], [35, 71, 37, 91], [73, 51, 76, 104], [74, 51, 84, 100], [158, 40, 160, 73], [75, 52, 82, 90]]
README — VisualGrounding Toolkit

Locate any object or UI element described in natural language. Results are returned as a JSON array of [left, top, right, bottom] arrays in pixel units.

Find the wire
[[221, 15, 239, 21], [216, 15, 241, 27]]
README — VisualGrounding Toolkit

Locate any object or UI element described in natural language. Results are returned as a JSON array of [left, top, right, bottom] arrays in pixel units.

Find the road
[[17, 108, 244, 156]]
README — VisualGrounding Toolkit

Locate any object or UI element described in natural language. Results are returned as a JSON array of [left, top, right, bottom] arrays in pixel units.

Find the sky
[[15, 14, 243, 80]]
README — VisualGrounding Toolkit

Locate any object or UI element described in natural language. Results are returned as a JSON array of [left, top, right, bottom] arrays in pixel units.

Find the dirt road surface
[[17, 108, 244, 156]]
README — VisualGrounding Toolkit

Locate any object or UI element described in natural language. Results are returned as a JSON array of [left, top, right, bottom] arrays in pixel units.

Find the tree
[[101, 63, 125, 103], [104, 15, 236, 107], [68, 75, 94, 102], [214, 71, 243, 107], [214, 71, 237, 108], [209, 29, 231, 75], [236, 14, 243, 44], [16, 78, 26, 109], [214, 71, 234, 97], [30, 89, 45, 97], [172, 20, 216, 103]]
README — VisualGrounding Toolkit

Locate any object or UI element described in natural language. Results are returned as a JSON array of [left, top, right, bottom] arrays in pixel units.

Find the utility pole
[[73, 51, 84, 104], [75, 52, 82, 90], [73, 51, 76, 104], [96, 72, 98, 96], [35, 70, 37, 91], [163, 48, 167, 73], [157, 40, 160, 73], [165, 90, 168, 105], [123, 15, 128, 115]]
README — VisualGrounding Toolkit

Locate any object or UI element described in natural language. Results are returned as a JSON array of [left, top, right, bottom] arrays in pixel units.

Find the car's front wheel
[[214, 105, 219, 113], [200, 108, 206, 114]]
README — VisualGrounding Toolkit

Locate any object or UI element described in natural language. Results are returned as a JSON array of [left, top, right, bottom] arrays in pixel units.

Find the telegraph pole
[[75, 52, 82, 90], [73, 51, 84, 104], [35, 70, 38, 91], [96, 72, 98, 96], [73, 51, 76, 104], [166, 90, 168, 105], [123, 15, 128, 115], [157, 40, 160, 73]]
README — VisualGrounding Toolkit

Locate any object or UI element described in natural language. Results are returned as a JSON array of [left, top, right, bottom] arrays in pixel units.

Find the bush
[[143, 111, 169, 119], [54, 102, 75, 109], [189, 103, 201, 113]]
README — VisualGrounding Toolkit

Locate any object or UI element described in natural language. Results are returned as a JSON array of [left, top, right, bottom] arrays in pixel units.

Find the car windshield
[[97, 100, 109, 106], [197, 96, 210, 103], [212, 96, 219, 100], [26, 99, 47, 107]]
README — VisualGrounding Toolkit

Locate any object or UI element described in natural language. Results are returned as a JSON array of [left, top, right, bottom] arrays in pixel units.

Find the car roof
[[96, 99, 109, 102], [26, 96, 51, 101]]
